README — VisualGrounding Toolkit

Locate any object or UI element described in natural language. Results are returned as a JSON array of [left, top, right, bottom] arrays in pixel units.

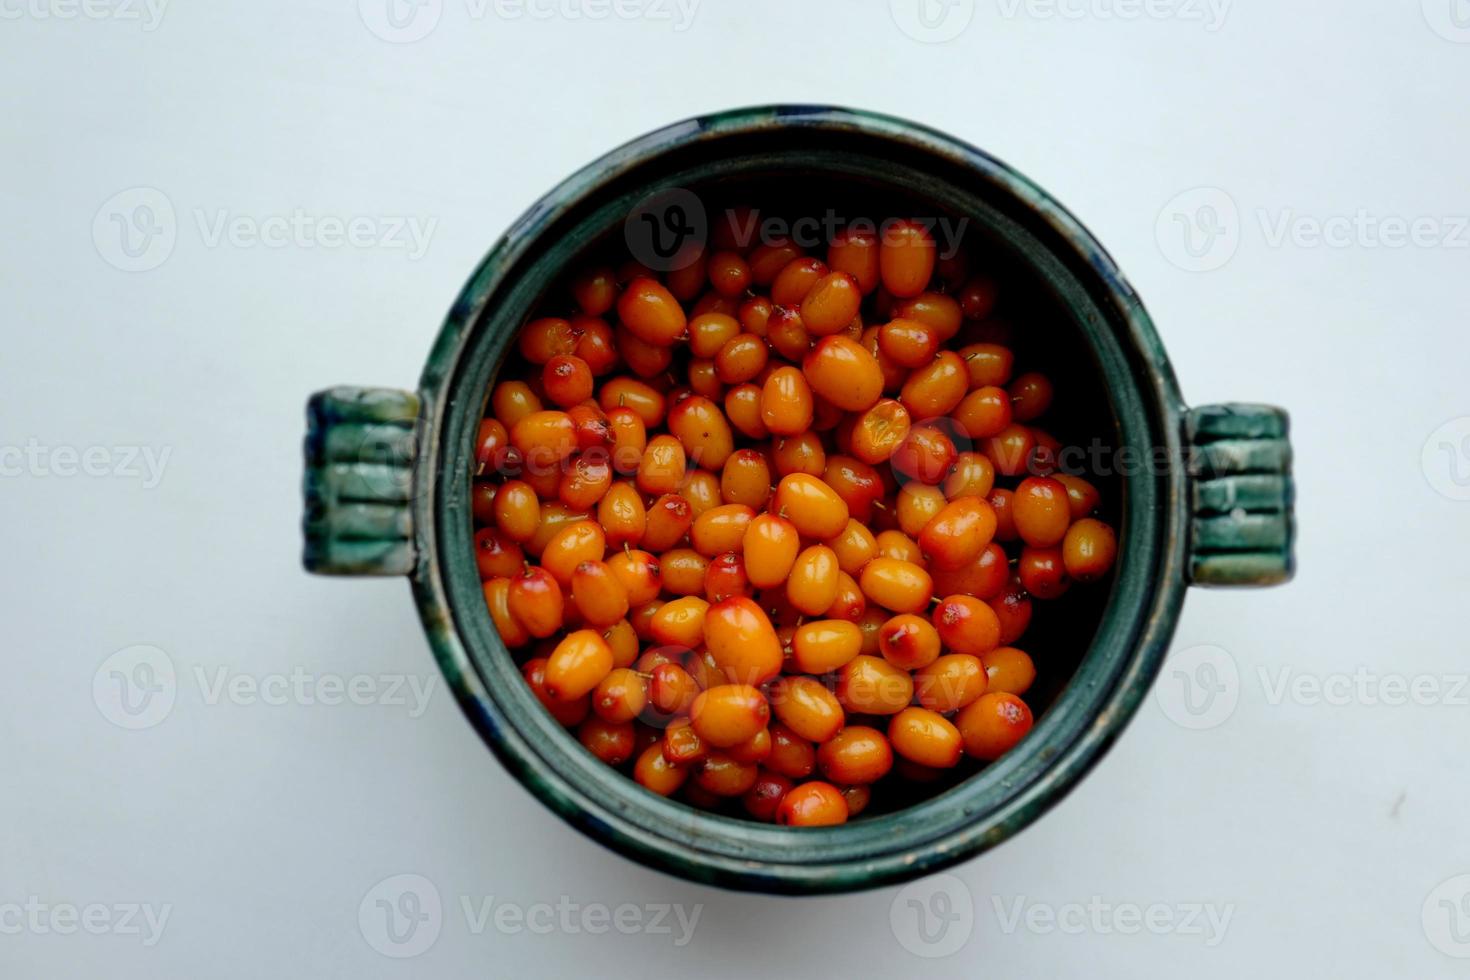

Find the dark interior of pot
[[429, 110, 1170, 890]]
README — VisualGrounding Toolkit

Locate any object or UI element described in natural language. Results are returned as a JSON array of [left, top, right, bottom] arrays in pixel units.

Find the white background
[[4, 0, 1469, 976]]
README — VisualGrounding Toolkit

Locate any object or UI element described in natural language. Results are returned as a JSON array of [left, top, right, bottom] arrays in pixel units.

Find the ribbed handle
[[1185, 403, 1296, 587], [302, 386, 421, 576]]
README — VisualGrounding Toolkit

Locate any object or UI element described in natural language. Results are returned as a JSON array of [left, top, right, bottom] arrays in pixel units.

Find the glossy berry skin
[[704, 597, 783, 686], [957, 692, 1034, 760], [776, 781, 849, 826], [1013, 477, 1071, 547], [888, 707, 964, 769], [690, 684, 770, 748], [817, 726, 894, 785]]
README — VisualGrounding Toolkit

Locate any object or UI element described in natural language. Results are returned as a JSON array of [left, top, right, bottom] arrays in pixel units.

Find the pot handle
[[302, 386, 421, 576], [1184, 403, 1296, 587]]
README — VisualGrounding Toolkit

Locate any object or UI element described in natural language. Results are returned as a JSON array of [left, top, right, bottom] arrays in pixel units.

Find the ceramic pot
[[301, 106, 1295, 894]]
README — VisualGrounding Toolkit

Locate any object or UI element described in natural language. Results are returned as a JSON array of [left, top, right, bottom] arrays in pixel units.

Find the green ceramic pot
[[301, 106, 1295, 895]]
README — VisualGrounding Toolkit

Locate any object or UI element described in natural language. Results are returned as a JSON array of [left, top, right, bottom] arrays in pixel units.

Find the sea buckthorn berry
[[714, 333, 769, 385], [800, 271, 862, 336], [759, 366, 815, 436], [666, 248, 708, 302], [959, 343, 1013, 388], [900, 350, 968, 419], [523, 657, 588, 726], [743, 513, 801, 589], [749, 241, 803, 285], [1013, 476, 1072, 547], [828, 227, 880, 294], [636, 434, 687, 496], [540, 520, 605, 587], [914, 654, 989, 712], [1053, 473, 1101, 519], [879, 219, 936, 298], [834, 655, 914, 715], [943, 454, 994, 504], [822, 455, 884, 523], [510, 411, 577, 470], [704, 596, 783, 686], [894, 292, 963, 340], [508, 565, 565, 638], [764, 305, 809, 361], [790, 619, 864, 674], [897, 482, 946, 537], [641, 493, 693, 552], [572, 267, 618, 316], [738, 294, 773, 335], [686, 312, 740, 359], [776, 781, 848, 826], [616, 277, 686, 346], [766, 723, 817, 778], [690, 684, 770, 748], [771, 256, 829, 307], [659, 548, 709, 596], [932, 594, 1002, 656], [743, 771, 793, 822], [771, 473, 850, 539], [543, 629, 614, 700], [1062, 518, 1117, 582], [691, 504, 755, 557], [982, 646, 1036, 696], [704, 551, 751, 603], [606, 548, 661, 605], [958, 275, 999, 320], [919, 497, 997, 571], [957, 692, 1034, 760], [616, 327, 673, 378], [772, 432, 826, 477], [526, 502, 589, 558], [984, 423, 1036, 478], [826, 519, 878, 576], [475, 418, 511, 472], [1008, 371, 1054, 422], [666, 395, 734, 472], [603, 619, 638, 668], [604, 407, 647, 474], [850, 399, 912, 465], [519, 317, 578, 363], [770, 675, 845, 743], [484, 578, 530, 649], [493, 480, 540, 542], [633, 743, 687, 797], [989, 574, 1034, 645], [988, 488, 1017, 542], [724, 383, 769, 439], [596, 482, 646, 547], [787, 545, 841, 616], [662, 716, 708, 766], [890, 424, 957, 485], [571, 316, 617, 375], [954, 385, 1014, 440], [1018, 545, 1071, 599], [841, 785, 871, 817], [694, 753, 760, 797], [542, 354, 594, 408], [855, 607, 886, 657], [720, 449, 772, 510], [558, 453, 612, 511], [567, 403, 614, 453], [874, 529, 922, 564], [828, 571, 866, 622], [492, 381, 542, 429], [888, 707, 963, 769], [681, 470, 722, 517], [878, 613, 942, 671], [707, 250, 752, 297], [569, 561, 628, 628], [817, 726, 894, 785], [598, 376, 665, 429], [878, 318, 941, 367], [860, 558, 934, 614], [726, 724, 773, 761], [801, 335, 883, 412], [649, 663, 699, 717], [592, 667, 647, 724], [475, 527, 524, 580]]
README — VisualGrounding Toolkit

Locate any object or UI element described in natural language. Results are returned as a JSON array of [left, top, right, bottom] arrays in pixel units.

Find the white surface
[[4, 1, 1469, 976]]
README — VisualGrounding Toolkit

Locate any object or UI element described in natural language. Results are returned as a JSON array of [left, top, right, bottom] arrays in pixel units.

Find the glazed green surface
[[304, 106, 1295, 893]]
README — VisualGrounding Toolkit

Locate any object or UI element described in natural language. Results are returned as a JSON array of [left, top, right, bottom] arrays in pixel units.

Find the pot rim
[[408, 105, 1190, 894]]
